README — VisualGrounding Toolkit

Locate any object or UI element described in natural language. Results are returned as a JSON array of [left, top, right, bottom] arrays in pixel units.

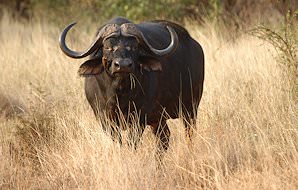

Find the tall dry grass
[[0, 14, 297, 189]]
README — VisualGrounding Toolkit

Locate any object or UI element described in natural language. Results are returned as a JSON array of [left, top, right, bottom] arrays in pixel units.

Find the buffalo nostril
[[114, 61, 120, 68]]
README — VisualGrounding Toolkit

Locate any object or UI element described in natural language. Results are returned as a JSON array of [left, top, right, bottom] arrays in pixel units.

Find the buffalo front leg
[[110, 125, 123, 145], [127, 124, 145, 149], [151, 120, 171, 158], [100, 117, 123, 145]]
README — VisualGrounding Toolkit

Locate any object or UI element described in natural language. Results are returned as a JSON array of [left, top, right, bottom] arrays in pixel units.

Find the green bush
[[0, 0, 296, 26], [250, 10, 298, 95], [1, 0, 204, 23]]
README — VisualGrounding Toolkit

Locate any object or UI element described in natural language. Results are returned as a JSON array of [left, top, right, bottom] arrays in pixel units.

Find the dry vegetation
[[0, 13, 297, 189]]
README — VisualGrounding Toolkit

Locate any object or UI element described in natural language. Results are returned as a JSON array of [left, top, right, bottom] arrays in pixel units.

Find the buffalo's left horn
[[122, 24, 178, 56], [141, 26, 178, 56]]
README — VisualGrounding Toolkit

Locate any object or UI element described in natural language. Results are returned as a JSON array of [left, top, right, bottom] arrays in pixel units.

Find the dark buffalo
[[59, 17, 204, 152]]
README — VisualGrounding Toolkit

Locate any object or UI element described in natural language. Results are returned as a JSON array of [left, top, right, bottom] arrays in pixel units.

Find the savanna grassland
[[0, 11, 297, 190]]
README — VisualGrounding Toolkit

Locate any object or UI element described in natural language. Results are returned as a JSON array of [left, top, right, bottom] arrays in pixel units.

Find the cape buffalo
[[59, 17, 204, 152]]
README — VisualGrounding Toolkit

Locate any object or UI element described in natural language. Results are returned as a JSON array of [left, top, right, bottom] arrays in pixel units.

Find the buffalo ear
[[140, 57, 162, 72], [78, 58, 104, 76]]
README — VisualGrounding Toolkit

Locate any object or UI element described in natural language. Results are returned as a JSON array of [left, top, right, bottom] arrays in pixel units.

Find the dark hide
[[65, 17, 204, 152]]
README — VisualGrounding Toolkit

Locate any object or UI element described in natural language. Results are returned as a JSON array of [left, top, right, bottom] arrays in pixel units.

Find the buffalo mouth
[[110, 58, 135, 75], [112, 72, 131, 78]]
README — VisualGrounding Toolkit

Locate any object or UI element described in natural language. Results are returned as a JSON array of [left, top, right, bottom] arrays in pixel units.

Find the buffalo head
[[59, 22, 178, 77]]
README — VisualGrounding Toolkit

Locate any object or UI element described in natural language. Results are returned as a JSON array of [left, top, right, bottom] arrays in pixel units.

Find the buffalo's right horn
[[59, 23, 120, 59]]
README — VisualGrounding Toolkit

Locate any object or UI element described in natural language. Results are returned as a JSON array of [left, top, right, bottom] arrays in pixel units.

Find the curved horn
[[140, 26, 178, 56], [59, 23, 120, 59], [121, 24, 178, 56]]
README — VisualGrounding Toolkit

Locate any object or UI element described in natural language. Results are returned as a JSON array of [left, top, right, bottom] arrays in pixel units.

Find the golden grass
[[0, 14, 297, 189]]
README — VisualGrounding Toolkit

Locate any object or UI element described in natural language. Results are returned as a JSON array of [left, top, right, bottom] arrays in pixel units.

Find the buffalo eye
[[126, 46, 131, 51], [113, 46, 119, 52], [104, 47, 113, 51]]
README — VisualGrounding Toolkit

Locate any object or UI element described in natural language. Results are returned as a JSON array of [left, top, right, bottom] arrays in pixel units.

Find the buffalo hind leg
[[183, 115, 196, 145], [151, 120, 170, 159]]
